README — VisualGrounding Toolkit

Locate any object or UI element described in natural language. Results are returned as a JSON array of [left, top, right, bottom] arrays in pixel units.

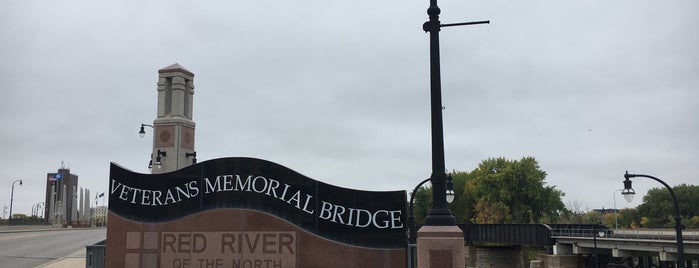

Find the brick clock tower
[[149, 63, 196, 174]]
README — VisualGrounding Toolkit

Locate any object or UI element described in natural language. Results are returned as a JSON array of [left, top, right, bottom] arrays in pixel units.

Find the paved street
[[0, 228, 105, 268]]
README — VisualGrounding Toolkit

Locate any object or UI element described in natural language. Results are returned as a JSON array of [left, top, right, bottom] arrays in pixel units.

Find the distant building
[[93, 205, 108, 227], [44, 163, 79, 226], [593, 208, 619, 214]]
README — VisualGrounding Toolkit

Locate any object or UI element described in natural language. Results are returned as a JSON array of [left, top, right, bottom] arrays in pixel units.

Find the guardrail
[[551, 226, 699, 241], [610, 229, 699, 241], [86, 239, 106, 268]]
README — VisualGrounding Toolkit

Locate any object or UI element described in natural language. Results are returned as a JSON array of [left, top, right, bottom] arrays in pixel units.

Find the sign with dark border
[[109, 157, 407, 248]]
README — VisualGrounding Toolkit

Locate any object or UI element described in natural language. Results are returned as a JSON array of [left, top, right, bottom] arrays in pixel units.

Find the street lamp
[[622, 171, 685, 268], [9, 179, 22, 225], [422, 0, 487, 226], [408, 176, 455, 244], [140, 123, 156, 170], [154, 149, 167, 167], [138, 123, 153, 138]]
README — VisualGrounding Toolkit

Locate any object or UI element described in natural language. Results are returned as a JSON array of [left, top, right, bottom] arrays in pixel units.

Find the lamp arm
[[627, 173, 680, 216], [409, 178, 433, 219], [408, 178, 432, 243]]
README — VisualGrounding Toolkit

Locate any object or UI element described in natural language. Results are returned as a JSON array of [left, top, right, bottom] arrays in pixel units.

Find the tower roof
[[158, 63, 194, 77]]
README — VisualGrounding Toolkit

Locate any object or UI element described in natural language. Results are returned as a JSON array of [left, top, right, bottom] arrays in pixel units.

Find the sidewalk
[[35, 249, 85, 268]]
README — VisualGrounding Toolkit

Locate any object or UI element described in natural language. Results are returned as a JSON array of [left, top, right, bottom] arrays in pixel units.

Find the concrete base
[[540, 254, 579, 268], [417, 225, 464, 268]]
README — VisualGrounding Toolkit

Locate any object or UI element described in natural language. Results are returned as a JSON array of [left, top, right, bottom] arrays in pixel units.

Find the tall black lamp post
[[422, 0, 487, 226], [622, 171, 685, 268], [9, 179, 22, 225]]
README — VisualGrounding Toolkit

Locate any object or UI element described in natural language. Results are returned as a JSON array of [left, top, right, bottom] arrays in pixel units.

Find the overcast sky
[[2, 1, 697, 218]]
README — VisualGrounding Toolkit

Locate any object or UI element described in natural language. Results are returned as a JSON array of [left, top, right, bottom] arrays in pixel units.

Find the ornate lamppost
[[622, 171, 685, 268], [422, 0, 487, 226]]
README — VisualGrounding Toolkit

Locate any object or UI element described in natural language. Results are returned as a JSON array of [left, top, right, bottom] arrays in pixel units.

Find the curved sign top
[[109, 157, 407, 248]]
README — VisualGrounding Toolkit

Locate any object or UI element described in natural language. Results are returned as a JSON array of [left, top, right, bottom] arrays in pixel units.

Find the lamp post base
[[417, 225, 464, 268]]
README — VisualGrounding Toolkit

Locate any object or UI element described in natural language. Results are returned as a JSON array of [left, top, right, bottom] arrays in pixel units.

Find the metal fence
[[407, 244, 417, 268], [86, 239, 106, 268]]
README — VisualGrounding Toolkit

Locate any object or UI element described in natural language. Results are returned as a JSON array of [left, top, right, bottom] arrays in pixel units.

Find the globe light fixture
[[621, 175, 636, 203], [154, 149, 167, 168], [446, 176, 455, 204], [138, 123, 154, 138]]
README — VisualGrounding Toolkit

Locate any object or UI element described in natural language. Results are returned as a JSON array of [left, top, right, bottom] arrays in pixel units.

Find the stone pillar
[[554, 242, 574, 255], [530, 260, 543, 268], [417, 225, 464, 268], [464, 245, 476, 268], [150, 63, 196, 174]]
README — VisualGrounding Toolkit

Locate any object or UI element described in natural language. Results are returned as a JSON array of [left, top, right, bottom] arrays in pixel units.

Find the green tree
[[412, 184, 432, 224], [635, 184, 699, 228], [618, 208, 640, 228], [448, 172, 473, 223], [689, 216, 699, 229], [473, 199, 510, 223], [465, 157, 565, 223], [413, 157, 566, 224]]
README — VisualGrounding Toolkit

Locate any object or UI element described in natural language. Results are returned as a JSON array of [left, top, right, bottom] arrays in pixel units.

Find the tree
[[413, 157, 566, 224], [464, 157, 565, 223], [635, 184, 699, 228], [412, 184, 432, 225], [618, 208, 640, 228], [472, 199, 510, 224]]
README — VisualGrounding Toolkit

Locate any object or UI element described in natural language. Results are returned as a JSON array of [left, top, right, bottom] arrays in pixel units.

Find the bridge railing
[[609, 229, 699, 241], [550, 225, 699, 242], [548, 223, 611, 238], [459, 224, 555, 246]]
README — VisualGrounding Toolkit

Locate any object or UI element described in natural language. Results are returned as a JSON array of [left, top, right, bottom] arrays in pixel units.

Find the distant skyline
[[2, 0, 697, 218]]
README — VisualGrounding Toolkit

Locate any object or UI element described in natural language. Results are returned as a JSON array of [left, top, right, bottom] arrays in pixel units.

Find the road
[[0, 228, 106, 268]]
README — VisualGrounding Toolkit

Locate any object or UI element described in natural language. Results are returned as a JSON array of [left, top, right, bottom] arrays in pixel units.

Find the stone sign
[[107, 157, 407, 268]]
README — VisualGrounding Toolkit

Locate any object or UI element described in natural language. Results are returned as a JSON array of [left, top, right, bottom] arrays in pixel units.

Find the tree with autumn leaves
[[412, 156, 567, 224]]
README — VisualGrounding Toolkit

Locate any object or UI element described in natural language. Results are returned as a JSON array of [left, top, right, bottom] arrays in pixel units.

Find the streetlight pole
[[422, 0, 488, 226], [592, 223, 606, 268], [9, 179, 22, 225], [622, 171, 685, 268], [612, 189, 622, 229]]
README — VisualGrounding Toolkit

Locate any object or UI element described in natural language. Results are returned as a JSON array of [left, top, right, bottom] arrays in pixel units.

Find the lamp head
[[446, 175, 455, 204], [19, 180, 23, 186], [138, 125, 146, 138], [621, 171, 636, 203], [154, 149, 166, 167]]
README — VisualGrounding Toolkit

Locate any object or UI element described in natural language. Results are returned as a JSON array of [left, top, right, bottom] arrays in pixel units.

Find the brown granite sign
[[158, 231, 296, 268], [107, 157, 407, 268]]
